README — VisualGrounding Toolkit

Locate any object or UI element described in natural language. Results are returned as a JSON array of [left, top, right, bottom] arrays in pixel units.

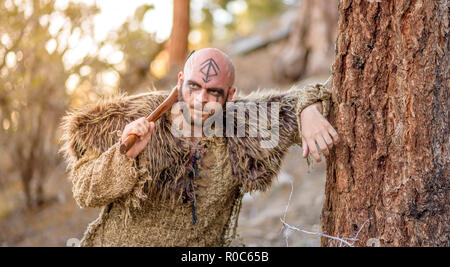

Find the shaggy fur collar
[[60, 88, 300, 205], [60, 91, 169, 170]]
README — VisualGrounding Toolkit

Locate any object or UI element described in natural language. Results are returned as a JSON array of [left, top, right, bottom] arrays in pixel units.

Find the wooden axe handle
[[120, 86, 179, 155]]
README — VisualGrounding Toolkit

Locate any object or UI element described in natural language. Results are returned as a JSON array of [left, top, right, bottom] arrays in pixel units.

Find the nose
[[194, 88, 209, 105]]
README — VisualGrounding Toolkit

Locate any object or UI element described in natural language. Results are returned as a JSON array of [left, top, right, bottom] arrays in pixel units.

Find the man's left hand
[[300, 102, 339, 163]]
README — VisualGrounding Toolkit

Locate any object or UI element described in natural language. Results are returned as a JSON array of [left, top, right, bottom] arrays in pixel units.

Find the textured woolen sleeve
[[71, 142, 139, 208]]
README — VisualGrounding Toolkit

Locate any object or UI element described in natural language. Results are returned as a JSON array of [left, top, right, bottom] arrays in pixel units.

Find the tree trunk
[[322, 0, 448, 247], [21, 169, 33, 209], [273, 0, 338, 83], [169, 0, 190, 72]]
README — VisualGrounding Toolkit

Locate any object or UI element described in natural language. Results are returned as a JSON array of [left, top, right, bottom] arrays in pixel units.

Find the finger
[[130, 127, 142, 138], [316, 135, 329, 157], [128, 126, 145, 138], [123, 128, 137, 139], [138, 124, 148, 135], [138, 117, 147, 125], [137, 122, 148, 134], [322, 131, 334, 149], [149, 121, 155, 133], [139, 125, 149, 140], [328, 125, 340, 144], [141, 128, 151, 143], [144, 122, 155, 140], [136, 117, 147, 130], [302, 137, 309, 158], [122, 125, 131, 138], [307, 139, 321, 162], [142, 120, 150, 132], [122, 122, 145, 143]]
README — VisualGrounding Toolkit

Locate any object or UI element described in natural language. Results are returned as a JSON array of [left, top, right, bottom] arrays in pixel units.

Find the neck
[[169, 112, 205, 142]]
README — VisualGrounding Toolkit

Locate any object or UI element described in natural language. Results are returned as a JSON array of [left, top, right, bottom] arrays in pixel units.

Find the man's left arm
[[236, 83, 338, 158], [227, 83, 339, 193]]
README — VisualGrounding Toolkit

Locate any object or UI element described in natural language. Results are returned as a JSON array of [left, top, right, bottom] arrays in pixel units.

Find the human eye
[[209, 90, 220, 96], [207, 89, 223, 97], [189, 82, 201, 90]]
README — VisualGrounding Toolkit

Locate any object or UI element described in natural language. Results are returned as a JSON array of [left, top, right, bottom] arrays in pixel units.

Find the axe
[[119, 86, 179, 154]]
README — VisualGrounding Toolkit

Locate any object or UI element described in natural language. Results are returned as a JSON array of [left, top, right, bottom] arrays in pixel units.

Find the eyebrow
[[187, 79, 225, 95]]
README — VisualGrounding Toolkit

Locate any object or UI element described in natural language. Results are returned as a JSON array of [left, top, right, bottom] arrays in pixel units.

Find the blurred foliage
[[0, 0, 292, 210], [0, 0, 102, 209], [155, 0, 295, 78], [191, 0, 292, 44], [0, 0, 161, 209], [103, 4, 162, 93]]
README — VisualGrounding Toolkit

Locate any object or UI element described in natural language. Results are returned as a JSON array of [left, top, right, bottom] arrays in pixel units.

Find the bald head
[[183, 48, 235, 89], [176, 48, 237, 126]]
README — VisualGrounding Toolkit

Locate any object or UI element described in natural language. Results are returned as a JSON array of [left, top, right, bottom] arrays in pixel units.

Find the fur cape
[[59, 84, 331, 246]]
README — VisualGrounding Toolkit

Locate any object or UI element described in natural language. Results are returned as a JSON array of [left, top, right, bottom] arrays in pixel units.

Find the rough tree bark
[[168, 0, 190, 72], [321, 0, 449, 246]]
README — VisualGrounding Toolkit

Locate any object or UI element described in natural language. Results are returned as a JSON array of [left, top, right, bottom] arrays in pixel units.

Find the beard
[[178, 83, 228, 128]]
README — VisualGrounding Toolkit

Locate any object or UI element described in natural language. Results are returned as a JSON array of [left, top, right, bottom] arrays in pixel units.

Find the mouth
[[190, 106, 209, 116]]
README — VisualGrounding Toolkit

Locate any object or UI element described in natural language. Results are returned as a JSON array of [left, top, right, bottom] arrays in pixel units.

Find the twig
[[280, 179, 372, 247], [349, 217, 373, 246], [281, 178, 295, 247], [280, 218, 355, 247], [322, 75, 332, 87]]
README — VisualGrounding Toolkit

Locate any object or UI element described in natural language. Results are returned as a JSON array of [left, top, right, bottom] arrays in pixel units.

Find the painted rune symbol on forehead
[[200, 58, 220, 83]]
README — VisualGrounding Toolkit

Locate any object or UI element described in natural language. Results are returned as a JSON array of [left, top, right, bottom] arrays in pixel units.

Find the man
[[60, 48, 339, 246]]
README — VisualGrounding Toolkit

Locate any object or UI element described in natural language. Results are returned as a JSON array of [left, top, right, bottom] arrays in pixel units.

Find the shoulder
[[59, 90, 168, 168], [231, 88, 289, 103]]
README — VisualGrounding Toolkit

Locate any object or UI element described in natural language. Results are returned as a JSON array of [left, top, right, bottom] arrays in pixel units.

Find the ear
[[227, 87, 236, 102], [177, 71, 183, 88]]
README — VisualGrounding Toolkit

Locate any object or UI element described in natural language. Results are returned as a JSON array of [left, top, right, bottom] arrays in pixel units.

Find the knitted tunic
[[59, 84, 331, 246]]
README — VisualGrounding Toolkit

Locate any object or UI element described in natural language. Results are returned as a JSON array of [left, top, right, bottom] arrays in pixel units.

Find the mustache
[[189, 102, 223, 112], [189, 105, 207, 114]]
